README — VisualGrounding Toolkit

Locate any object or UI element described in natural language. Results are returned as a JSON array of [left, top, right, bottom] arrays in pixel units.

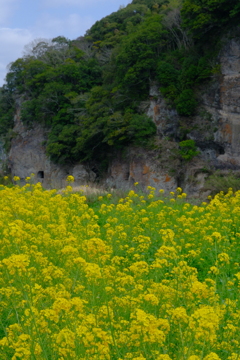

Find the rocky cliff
[[4, 36, 240, 195]]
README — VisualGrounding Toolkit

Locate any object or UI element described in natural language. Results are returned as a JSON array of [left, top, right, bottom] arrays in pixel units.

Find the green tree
[[0, 86, 14, 136], [46, 86, 156, 164], [182, 0, 240, 37], [175, 89, 197, 116], [114, 14, 168, 98]]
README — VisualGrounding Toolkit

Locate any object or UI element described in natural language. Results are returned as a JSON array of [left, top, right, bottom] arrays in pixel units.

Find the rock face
[[145, 37, 240, 172], [0, 138, 7, 174], [9, 100, 96, 188], [106, 142, 179, 192], [146, 82, 179, 139], [6, 35, 240, 195], [213, 38, 240, 168]]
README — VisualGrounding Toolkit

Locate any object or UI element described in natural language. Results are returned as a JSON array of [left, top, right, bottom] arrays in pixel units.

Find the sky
[[0, 0, 131, 86]]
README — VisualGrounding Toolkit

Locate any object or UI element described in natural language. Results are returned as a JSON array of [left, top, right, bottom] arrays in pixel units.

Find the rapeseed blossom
[[0, 183, 239, 359], [66, 175, 74, 182]]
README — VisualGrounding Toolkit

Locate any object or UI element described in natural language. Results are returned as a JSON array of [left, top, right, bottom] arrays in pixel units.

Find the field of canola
[[0, 179, 240, 360]]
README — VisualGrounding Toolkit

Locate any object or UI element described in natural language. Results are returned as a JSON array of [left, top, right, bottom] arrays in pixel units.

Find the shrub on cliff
[[175, 89, 197, 116], [179, 139, 199, 160]]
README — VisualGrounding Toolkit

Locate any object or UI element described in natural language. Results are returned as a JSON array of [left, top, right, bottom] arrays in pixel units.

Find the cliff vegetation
[[0, 0, 239, 169]]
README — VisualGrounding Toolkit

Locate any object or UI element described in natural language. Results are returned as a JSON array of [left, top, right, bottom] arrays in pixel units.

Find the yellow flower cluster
[[0, 183, 239, 359]]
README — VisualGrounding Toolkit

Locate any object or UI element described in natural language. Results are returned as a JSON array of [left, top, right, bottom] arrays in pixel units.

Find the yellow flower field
[[0, 181, 239, 360]]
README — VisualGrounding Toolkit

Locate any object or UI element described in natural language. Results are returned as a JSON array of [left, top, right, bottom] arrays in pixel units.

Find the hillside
[[0, 0, 240, 193]]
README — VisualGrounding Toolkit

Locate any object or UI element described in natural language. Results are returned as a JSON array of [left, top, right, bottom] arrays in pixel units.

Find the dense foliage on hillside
[[0, 0, 239, 168]]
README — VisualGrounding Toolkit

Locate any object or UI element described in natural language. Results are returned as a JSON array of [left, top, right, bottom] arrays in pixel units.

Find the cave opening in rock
[[219, 146, 225, 155], [125, 171, 130, 181], [37, 171, 44, 179]]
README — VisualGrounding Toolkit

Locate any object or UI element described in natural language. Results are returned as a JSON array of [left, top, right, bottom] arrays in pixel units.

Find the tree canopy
[[182, 0, 240, 37]]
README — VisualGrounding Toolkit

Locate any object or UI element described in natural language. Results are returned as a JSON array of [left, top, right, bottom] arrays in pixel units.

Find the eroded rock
[[9, 107, 96, 189]]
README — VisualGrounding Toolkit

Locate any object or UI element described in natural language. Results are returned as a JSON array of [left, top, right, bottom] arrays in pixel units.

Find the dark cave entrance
[[37, 171, 44, 179]]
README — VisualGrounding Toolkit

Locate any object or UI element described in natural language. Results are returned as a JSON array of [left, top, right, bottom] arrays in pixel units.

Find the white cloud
[[0, 0, 132, 85], [0, 27, 33, 85], [42, 0, 130, 7], [32, 13, 94, 39], [0, 12, 95, 85], [0, 0, 19, 26]]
